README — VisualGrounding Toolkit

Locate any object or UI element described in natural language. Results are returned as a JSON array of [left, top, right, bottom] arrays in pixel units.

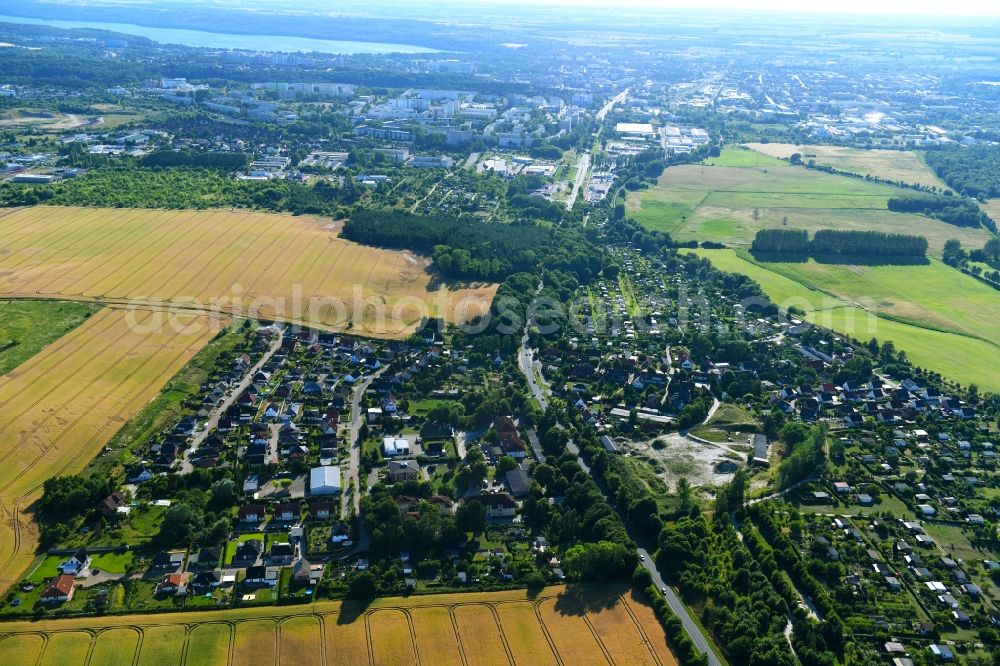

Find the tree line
[[887, 194, 997, 232], [751, 228, 928, 259]]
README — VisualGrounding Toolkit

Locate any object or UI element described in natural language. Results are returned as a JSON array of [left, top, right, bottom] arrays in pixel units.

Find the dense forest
[[342, 210, 549, 280], [342, 209, 602, 283], [139, 150, 250, 170], [0, 168, 341, 215], [887, 194, 997, 232], [925, 145, 1000, 199], [751, 229, 928, 260]]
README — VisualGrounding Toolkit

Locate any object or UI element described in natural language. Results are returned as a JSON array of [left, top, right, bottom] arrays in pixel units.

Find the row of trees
[[657, 515, 797, 665], [887, 195, 996, 232], [750, 228, 928, 259], [776, 422, 827, 490], [749, 228, 809, 254]]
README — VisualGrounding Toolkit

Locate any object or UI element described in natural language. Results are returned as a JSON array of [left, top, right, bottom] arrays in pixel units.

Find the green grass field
[[692, 249, 1000, 392], [744, 143, 948, 189], [758, 259, 1000, 344], [704, 403, 760, 430], [704, 147, 786, 167], [0, 301, 98, 376], [626, 149, 993, 255]]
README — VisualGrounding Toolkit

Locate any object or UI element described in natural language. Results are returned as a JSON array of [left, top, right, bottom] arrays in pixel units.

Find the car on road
[[661, 586, 667, 594]]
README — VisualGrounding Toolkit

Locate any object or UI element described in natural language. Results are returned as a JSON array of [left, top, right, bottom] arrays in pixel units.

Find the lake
[[0, 14, 439, 54]]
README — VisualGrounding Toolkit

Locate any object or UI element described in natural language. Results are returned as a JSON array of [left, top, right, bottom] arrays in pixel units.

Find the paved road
[[597, 88, 629, 121], [566, 151, 591, 210], [519, 309, 549, 411], [342, 366, 388, 517], [519, 344, 548, 412], [180, 326, 284, 473], [637, 547, 723, 666], [517, 318, 720, 665]]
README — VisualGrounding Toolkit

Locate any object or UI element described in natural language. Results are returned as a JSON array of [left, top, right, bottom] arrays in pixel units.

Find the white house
[[60, 548, 90, 576], [382, 437, 411, 457]]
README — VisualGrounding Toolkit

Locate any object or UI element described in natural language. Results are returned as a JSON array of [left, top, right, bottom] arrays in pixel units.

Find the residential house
[[273, 503, 300, 522], [292, 557, 324, 585], [465, 493, 517, 520], [239, 504, 266, 524], [98, 490, 127, 516], [40, 574, 76, 603], [156, 572, 190, 596], [388, 459, 420, 483], [232, 539, 264, 566], [245, 565, 280, 586], [60, 548, 90, 576], [150, 551, 184, 572], [504, 466, 531, 498], [310, 501, 335, 520], [191, 571, 222, 591], [269, 542, 297, 565], [195, 547, 222, 568]]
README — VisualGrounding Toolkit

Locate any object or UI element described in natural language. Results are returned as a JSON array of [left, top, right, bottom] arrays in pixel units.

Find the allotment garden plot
[[0, 206, 497, 339], [0, 585, 679, 666], [0, 307, 219, 591]]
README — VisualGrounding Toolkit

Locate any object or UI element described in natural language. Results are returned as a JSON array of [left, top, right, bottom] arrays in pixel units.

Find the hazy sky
[[466, 0, 1000, 17]]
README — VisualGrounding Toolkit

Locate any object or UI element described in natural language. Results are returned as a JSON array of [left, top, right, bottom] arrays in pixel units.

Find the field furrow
[[453, 604, 511, 666], [537, 597, 611, 666], [410, 605, 465, 666], [0, 308, 221, 590], [0, 586, 679, 666]]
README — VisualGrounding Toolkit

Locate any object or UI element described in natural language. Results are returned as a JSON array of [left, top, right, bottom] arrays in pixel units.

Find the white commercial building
[[309, 466, 342, 495]]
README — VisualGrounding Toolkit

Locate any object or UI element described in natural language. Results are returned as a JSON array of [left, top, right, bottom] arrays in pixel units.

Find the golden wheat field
[[0, 585, 679, 666], [0, 207, 498, 339], [0, 308, 220, 592]]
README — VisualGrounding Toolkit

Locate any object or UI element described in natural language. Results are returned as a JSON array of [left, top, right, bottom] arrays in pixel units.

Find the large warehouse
[[309, 465, 342, 495]]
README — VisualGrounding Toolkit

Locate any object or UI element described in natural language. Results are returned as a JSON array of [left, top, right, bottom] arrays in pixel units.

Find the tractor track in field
[[0, 588, 678, 666], [0, 313, 215, 583]]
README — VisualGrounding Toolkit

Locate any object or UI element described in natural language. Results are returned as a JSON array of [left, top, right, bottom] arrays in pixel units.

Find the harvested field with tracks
[[0, 308, 220, 591], [0, 206, 497, 339], [0, 585, 678, 666]]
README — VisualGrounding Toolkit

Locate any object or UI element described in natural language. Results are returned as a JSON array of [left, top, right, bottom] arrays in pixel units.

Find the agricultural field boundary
[[0, 308, 222, 592], [0, 206, 498, 340], [0, 585, 679, 666]]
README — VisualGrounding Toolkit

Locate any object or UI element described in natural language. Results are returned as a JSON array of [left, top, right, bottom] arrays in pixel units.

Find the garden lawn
[[90, 551, 135, 574]]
